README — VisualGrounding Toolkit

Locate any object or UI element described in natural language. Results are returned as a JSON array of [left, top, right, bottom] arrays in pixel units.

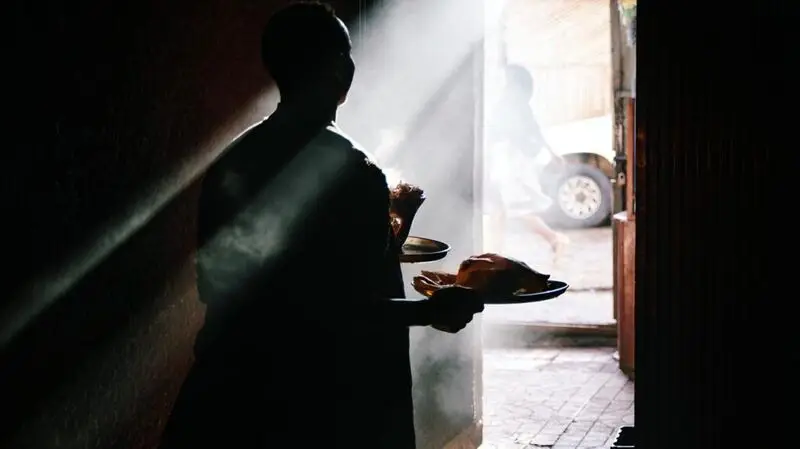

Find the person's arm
[[358, 297, 434, 327], [329, 153, 434, 328]]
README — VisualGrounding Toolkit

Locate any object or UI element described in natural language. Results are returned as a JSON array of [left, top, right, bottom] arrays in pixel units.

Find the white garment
[[486, 142, 552, 217]]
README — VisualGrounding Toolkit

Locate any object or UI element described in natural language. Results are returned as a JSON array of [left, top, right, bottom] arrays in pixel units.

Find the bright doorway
[[480, 0, 619, 329]]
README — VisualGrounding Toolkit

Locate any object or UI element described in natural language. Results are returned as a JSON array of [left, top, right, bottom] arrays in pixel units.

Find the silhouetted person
[[158, 3, 484, 449], [485, 64, 569, 260]]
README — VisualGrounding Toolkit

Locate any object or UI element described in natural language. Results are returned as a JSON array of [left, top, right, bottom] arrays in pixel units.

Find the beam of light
[[0, 90, 278, 349], [340, 0, 495, 158], [336, 1, 504, 278]]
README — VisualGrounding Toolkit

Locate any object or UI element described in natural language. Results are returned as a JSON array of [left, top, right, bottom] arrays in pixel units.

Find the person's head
[[261, 2, 354, 106], [503, 64, 534, 101]]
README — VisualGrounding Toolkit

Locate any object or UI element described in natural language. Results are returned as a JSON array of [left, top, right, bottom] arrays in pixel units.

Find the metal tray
[[414, 280, 569, 304], [482, 280, 569, 304], [400, 236, 451, 263]]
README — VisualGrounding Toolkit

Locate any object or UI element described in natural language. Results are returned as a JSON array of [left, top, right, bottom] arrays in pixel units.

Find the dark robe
[[158, 105, 415, 449]]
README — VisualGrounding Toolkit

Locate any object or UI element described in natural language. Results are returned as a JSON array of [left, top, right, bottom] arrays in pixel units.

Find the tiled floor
[[480, 337, 633, 449]]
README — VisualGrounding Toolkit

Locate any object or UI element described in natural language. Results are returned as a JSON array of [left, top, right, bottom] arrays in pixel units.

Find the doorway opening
[[480, 0, 626, 331]]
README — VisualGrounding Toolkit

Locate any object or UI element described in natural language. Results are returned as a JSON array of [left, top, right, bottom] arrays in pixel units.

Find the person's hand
[[424, 286, 485, 333]]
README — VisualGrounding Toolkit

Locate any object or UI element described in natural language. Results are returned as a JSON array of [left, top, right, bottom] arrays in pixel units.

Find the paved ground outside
[[482, 223, 614, 326], [479, 335, 633, 449]]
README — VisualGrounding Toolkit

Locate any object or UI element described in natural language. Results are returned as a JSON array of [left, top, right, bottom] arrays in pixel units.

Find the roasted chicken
[[413, 253, 550, 297]]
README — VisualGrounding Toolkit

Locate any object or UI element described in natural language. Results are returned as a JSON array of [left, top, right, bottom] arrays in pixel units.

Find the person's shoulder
[[206, 117, 269, 168], [320, 123, 362, 152], [319, 125, 378, 167], [200, 117, 275, 195], [321, 124, 387, 186]]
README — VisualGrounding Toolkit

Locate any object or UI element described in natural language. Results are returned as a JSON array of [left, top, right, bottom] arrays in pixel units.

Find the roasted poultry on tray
[[413, 253, 550, 297]]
